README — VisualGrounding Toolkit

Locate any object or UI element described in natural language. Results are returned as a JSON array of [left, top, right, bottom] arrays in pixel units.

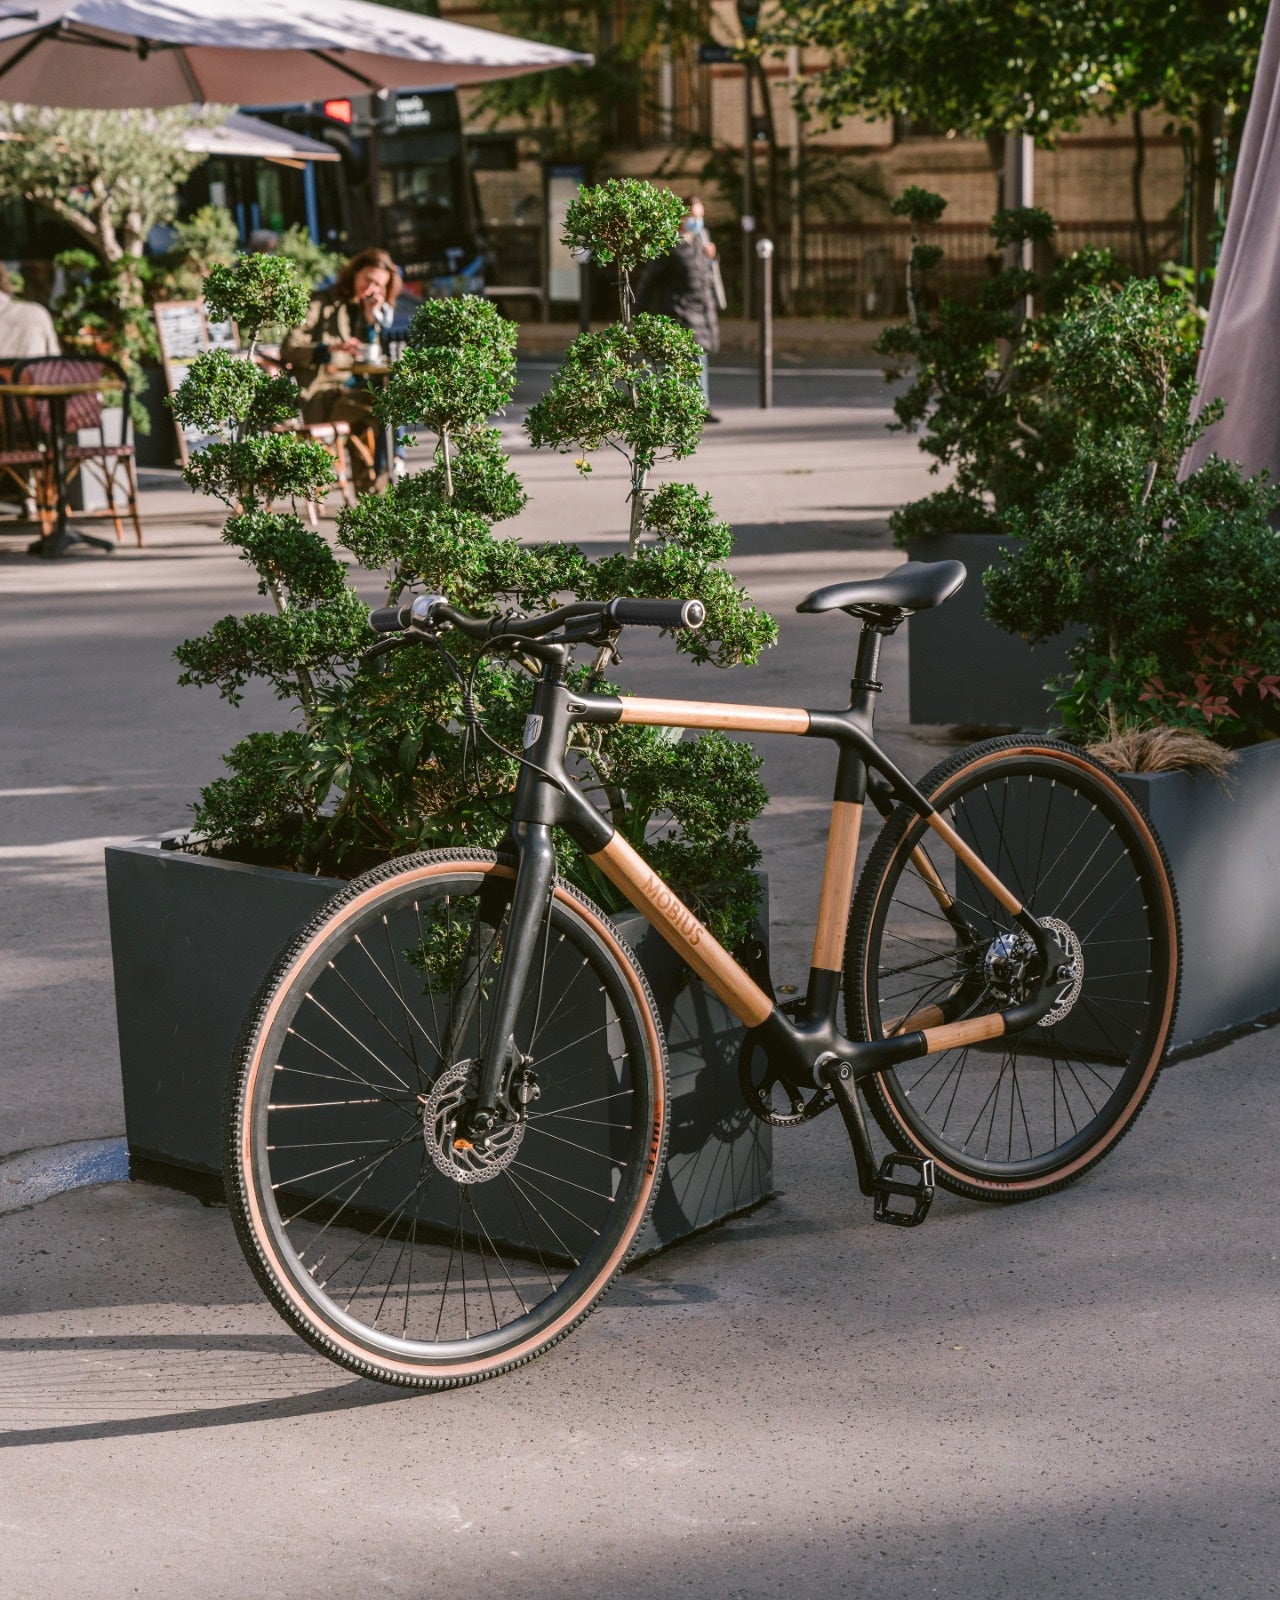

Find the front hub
[[422, 1061, 526, 1184]]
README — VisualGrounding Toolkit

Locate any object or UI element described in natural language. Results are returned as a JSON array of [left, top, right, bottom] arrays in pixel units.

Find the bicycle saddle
[[797, 560, 966, 623]]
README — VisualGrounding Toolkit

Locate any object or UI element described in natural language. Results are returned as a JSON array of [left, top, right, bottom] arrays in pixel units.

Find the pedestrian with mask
[[639, 195, 722, 422]]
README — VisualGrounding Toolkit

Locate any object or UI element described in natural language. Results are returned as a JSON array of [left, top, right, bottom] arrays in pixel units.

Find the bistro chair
[[10, 354, 144, 546], [0, 360, 53, 535], [270, 415, 362, 527]]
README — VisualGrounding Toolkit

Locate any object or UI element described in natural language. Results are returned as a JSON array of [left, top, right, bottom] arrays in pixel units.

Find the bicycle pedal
[[872, 1153, 935, 1227]]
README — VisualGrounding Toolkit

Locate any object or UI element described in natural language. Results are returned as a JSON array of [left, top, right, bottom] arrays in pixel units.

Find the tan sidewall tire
[[225, 851, 669, 1387], [850, 740, 1180, 1201]]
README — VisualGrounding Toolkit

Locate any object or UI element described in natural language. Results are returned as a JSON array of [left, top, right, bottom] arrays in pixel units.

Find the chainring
[[738, 1035, 833, 1127]]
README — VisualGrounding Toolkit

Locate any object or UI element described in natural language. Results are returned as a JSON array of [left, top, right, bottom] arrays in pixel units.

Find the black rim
[[243, 868, 655, 1366], [865, 758, 1172, 1182]]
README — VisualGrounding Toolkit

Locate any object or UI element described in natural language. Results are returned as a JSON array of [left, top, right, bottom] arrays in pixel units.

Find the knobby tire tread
[[845, 737, 1181, 1203], [222, 847, 670, 1390]]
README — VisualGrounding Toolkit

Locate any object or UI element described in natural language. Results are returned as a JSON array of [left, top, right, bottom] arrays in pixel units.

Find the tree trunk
[[984, 128, 1006, 218], [1191, 101, 1224, 300], [1131, 109, 1151, 278]]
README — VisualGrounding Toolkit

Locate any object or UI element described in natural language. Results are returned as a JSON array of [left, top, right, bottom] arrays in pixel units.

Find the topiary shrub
[[876, 188, 1121, 547], [177, 184, 778, 948], [984, 278, 1280, 749]]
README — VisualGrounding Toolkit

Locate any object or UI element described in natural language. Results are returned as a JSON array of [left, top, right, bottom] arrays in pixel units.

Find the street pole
[[756, 237, 773, 409], [1002, 129, 1035, 322], [742, 64, 754, 322], [737, 0, 762, 322]]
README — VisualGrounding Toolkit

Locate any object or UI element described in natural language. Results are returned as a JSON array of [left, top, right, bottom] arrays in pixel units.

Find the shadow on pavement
[[0, 1331, 408, 1447]]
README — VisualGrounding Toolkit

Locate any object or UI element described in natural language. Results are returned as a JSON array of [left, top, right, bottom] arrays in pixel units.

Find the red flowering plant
[[1141, 633, 1280, 744]]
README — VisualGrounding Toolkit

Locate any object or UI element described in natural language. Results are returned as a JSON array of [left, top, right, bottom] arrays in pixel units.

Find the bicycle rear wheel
[[224, 849, 668, 1388], [846, 738, 1179, 1200]]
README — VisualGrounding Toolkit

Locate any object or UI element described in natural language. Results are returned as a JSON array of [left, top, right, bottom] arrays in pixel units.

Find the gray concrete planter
[[906, 534, 1077, 729], [1120, 741, 1280, 1052], [104, 839, 772, 1256]]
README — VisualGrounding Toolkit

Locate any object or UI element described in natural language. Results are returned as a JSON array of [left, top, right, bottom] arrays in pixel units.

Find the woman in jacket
[[638, 197, 721, 421], [281, 247, 401, 491]]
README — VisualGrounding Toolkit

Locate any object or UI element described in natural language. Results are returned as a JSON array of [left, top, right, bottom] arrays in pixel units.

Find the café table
[[3, 377, 124, 559]]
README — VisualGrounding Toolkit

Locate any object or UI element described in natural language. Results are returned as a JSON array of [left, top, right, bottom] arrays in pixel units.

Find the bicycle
[[223, 560, 1180, 1389]]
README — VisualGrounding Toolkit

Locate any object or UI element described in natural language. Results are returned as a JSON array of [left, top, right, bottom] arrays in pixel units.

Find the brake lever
[[363, 634, 414, 665]]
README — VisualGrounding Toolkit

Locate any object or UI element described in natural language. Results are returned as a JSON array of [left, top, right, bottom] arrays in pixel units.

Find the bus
[[182, 89, 486, 301]]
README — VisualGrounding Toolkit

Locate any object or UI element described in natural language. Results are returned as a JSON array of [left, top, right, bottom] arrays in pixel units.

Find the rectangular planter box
[[907, 533, 1077, 729], [955, 741, 1280, 1054], [105, 839, 772, 1256], [1121, 741, 1280, 1051]]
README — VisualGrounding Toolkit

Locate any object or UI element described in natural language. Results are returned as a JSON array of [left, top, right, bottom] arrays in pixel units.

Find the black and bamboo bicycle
[[224, 560, 1180, 1389]]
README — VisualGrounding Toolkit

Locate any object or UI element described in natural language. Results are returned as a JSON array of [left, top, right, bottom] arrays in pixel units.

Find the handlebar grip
[[369, 605, 409, 634], [607, 597, 706, 631]]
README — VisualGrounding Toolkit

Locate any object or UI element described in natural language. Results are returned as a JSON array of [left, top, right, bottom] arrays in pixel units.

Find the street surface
[[1, 362, 1276, 1598]]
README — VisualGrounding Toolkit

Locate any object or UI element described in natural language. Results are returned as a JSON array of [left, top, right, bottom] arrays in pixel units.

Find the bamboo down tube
[[589, 832, 774, 1028]]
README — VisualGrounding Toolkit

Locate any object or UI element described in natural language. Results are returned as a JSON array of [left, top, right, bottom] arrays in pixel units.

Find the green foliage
[[204, 254, 311, 344], [984, 279, 1280, 747], [274, 225, 344, 290], [174, 255, 362, 752], [378, 296, 518, 438], [526, 314, 704, 477], [191, 730, 326, 867], [0, 103, 221, 263], [561, 178, 684, 275], [876, 189, 1123, 545], [473, 1, 704, 161], [154, 206, 240, 300], [49, 250, 158, 429], [890, 186, 947, 227], [181, 435, 335, 510], [168, 349, 298, 435], [181, 190, 776, 947]]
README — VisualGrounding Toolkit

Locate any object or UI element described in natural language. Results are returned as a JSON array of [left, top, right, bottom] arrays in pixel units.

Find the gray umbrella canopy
[[1185, 0, 1280, 480], [0, 0, 587, 107]]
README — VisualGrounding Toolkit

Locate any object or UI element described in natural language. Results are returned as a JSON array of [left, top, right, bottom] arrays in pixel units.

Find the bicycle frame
[[468, 626, 1067, 1124]]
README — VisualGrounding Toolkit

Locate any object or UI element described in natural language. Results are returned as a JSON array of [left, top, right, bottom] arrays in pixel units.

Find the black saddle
[[797, 560, 966, 625]]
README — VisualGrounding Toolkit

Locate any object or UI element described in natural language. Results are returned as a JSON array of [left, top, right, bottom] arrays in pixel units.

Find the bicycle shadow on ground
[[0, 1331, 406, 1448]]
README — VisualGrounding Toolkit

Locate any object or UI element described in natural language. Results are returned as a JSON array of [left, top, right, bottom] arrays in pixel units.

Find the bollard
[[756, 237, 774, 410]]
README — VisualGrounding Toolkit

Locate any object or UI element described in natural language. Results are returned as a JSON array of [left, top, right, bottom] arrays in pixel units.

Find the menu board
[[153, 301, 240, 464]]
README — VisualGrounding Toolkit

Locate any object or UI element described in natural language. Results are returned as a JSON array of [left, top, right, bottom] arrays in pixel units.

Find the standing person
[[281, 247, 401, 491], [639, 196, 722, 422]]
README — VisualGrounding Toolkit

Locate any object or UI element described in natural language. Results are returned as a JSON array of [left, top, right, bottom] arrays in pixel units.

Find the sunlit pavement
[[2, 367, 1276, 1599]]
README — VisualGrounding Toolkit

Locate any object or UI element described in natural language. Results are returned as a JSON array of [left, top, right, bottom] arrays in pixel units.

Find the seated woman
[[281, 247, 401, 493]]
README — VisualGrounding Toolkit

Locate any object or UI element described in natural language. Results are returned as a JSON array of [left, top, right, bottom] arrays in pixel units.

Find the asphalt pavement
[[1, 362, 1277, 1599]]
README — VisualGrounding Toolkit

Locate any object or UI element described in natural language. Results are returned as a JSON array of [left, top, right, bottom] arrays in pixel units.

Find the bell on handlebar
[[410, 594, 449, 627]]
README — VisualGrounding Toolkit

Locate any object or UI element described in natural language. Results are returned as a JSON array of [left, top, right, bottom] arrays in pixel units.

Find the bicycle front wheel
[[224, 849, 668, 1389], [847, 738, 1179, 1200]]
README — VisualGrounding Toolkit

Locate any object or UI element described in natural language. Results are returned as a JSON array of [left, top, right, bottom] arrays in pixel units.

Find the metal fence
[[714, 221, 1184, 319], [481, 218, 1183, 323]]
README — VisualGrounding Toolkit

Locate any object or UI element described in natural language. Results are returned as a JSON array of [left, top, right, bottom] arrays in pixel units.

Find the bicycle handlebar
[[367, 594, 705, 642]]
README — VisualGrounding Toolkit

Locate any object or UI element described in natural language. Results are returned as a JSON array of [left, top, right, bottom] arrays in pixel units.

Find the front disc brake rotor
[[423, 1061, 525, 1184]]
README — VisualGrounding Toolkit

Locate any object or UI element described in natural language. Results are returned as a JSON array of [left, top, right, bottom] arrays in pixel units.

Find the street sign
[[697, 42, 738, 65]]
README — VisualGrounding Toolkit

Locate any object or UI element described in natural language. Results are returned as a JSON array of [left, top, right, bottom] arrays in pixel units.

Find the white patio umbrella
[[1182, 0, 1280, 483], [185, 110, 339, 163], [0, 0, 588, 108]]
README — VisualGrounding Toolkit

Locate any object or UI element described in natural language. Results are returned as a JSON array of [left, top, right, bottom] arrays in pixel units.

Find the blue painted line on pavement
[[0, 1138, 130, 1215]]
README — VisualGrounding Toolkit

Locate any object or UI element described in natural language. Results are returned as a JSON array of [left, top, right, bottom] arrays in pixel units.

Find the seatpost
[[850, 624, 887, 724]]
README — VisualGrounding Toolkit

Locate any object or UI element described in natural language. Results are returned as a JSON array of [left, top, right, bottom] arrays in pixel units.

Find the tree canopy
[[782, 0, 1264, 142], [0, 104, 221, 263]]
